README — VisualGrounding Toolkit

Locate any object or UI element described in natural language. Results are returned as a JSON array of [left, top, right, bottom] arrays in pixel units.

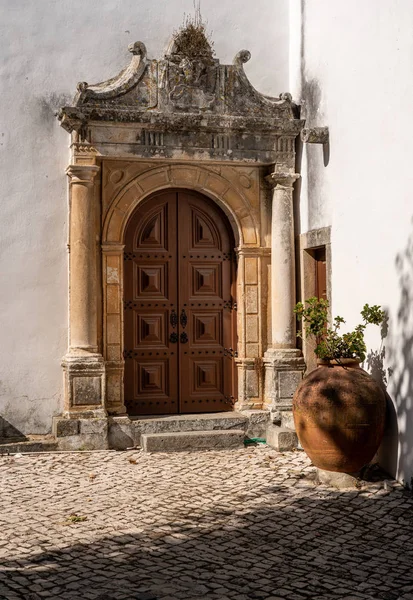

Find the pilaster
[[102, 243, 126, 415]]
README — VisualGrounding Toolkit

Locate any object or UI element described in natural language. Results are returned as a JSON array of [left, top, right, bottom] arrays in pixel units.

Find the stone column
[[61, 164, 106, 419], [270, 171, 299, 349], [263, 168, 305, 428], [67, 165, 100, 352]]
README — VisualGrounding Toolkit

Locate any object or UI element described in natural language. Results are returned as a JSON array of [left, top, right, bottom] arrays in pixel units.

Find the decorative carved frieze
[[58, 29, 305, 163]]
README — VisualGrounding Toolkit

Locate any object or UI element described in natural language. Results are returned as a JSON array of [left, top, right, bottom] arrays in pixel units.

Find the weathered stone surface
[[317, 468, 360, 489], [79, 418, 108, 436], [266, 425, 298, 451], [264, 349, 306, 414], [141, 430, 245, 452], [279, 370, 304, 399], [62, 352, 106, 411], [108, 416, 135, 450], [56, 419, 108, 451], [134, 411, 247, 434], [58, 33, 303, 164], [280, 409, 295, 430], [53, 417, 80, 437], [242, 410, 270, 438], [301, 126, 329, 144], [110, 412, 271, 450]]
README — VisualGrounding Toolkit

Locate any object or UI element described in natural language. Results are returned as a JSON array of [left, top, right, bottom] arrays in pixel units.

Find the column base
[[62, 350, 106, 412], [263, 348, 306, 429]]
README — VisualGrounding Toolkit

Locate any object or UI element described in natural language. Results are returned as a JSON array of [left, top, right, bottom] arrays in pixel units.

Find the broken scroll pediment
[[59, 29, 297, 131]]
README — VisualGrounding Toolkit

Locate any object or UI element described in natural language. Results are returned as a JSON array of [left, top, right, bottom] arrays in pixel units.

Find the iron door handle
[[180, 308, 188, 329], [170, 309, 178, 328]]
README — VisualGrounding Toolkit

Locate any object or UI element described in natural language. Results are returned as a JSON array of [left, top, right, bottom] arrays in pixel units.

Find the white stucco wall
[[0, 0, 289, 435], [293, 0, 413, 485]]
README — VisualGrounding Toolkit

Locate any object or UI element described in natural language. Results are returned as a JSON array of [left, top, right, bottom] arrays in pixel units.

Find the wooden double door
[[124, 190, 237, 415]]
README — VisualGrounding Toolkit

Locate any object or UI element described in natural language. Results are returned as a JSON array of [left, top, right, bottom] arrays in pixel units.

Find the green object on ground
[[244, 437, 266, 446]]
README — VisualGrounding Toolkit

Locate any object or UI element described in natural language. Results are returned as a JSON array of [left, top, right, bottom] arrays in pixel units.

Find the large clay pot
[[293, 359, 386, 473]]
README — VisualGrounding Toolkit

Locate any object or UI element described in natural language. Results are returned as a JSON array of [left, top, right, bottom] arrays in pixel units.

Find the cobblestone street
[[1, 447, 412, 600]]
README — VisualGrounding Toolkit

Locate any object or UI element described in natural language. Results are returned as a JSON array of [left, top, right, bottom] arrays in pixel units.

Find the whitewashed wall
[[0, 0, 289, 434], [292, 0, 413, 486]]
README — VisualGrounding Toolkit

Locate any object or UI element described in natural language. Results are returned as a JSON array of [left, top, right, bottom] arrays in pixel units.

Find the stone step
[[132, 411, 248, 434], [0, 436, 58, 454], [109, 411, 270, 450], [141, 429, 245, 452]]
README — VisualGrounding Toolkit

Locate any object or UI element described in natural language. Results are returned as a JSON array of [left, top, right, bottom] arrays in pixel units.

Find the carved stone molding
[[301, 126, 329, 144], [75, 41, 148, 105], [58, 29, 304, 164], [66, 164, 100, 186], [266, 171, 300, 190]]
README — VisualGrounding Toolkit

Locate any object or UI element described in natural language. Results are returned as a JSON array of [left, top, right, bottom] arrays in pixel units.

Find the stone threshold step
[[141, 429, 245, 452], [0, 436, 58, 454], [129, 411, 248, 434]]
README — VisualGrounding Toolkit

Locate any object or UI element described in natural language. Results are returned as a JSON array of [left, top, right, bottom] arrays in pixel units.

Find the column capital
[[66, 164, 100, 185], [266, 170, 300, 190]]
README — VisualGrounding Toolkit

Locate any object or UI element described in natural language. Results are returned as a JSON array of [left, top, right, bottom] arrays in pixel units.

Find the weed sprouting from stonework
[[173, 1, 215, 62]]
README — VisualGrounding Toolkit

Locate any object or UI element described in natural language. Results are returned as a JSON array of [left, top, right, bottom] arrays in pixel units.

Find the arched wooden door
[[124, 190, 237, 415]]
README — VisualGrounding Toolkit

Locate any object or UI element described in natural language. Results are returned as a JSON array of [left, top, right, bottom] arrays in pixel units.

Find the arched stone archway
[[103, 163, 254, 247], [101, 162, 266, 415]]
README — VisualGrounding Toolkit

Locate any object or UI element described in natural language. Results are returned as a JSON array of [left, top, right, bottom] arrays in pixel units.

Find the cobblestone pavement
[[1, 448, 413, 600]]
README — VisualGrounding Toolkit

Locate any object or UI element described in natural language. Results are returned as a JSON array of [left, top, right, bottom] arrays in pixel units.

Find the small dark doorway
[[123, 189, 237, 415]]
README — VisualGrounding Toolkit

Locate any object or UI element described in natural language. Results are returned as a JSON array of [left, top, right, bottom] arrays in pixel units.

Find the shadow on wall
[[366, 316, 399, 479], [0, 416, 27, 443], [299, 0, 330, 231], [371, 219, 413, 487]]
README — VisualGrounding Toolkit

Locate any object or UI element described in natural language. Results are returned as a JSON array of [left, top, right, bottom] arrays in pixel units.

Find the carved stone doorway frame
[[56, 30, 307, 446], [100, 160, 270, 415]]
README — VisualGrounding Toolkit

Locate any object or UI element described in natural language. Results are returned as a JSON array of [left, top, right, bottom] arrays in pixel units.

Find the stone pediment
[[59, 28, 304, 163]]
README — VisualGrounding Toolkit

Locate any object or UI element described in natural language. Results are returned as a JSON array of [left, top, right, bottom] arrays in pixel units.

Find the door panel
[[124, 192, 178, 415], [124, 190, 236, 415], [178, 192, 234, 413]]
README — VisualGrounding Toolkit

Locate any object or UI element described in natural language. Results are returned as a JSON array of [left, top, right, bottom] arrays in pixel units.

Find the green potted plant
[[292, 297, 387, 473]]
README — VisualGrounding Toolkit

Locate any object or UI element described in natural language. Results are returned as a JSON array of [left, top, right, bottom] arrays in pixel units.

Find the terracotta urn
[[292, 359, 386, 473]]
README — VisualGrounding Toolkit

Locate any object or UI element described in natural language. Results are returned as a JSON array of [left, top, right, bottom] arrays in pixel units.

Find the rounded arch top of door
[[123, 189, 237, 416]]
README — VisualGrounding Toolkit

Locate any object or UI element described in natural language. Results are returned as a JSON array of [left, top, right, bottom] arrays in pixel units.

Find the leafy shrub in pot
[[292, 298, 387, 473]]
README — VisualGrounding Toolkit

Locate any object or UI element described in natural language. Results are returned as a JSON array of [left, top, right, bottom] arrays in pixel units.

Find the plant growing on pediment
[[294, 297, 385, 362], [173, 2, 215, 62]]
